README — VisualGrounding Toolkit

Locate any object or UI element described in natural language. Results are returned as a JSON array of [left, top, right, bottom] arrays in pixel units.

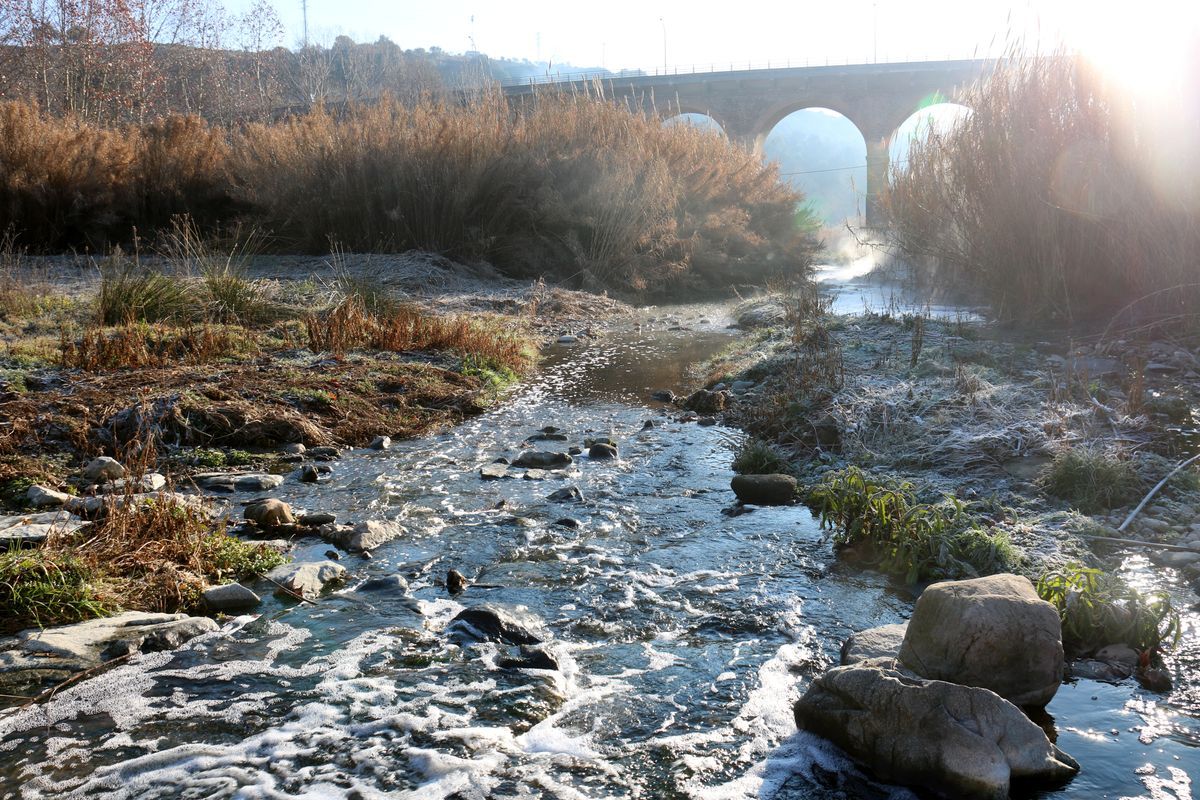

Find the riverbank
[[695, 287, 1200, 659], [0, 281, 1195, 798], [0, 250, 637, 641]]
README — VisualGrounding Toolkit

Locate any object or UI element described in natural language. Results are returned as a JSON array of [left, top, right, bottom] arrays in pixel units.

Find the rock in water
[[684, 388, 729, 414], [512, 450, 573, 469], [266, 560, 346, 599], [794, 661, 1078, 800], [446, 569, 468, 595], [449, 605, 545, 645], [369, 435, 391, 450], [546, 486, 584, 503], [0, 611, 217, 691], [898, 574, 1064, 707], [479, 462, 510, 480], [82, 456, 125, 482], [730, 474, 797, 506], [202, 582, 261, 612], [498, 645, 559, 671], [244, 498, 295, 527], [299, 464, 320, 483], [588, 443, 618, 460], [326, 520, 404, 552]]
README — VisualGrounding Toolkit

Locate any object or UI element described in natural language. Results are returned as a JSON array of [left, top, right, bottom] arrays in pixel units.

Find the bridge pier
[[864, 138, 890, 227]]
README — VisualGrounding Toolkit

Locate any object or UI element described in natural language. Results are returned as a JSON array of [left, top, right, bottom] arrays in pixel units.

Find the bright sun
[[1056, 1, 1200, 93]]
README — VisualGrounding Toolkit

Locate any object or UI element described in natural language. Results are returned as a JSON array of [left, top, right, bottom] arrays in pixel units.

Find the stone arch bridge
[[503, 60, 995, 225]]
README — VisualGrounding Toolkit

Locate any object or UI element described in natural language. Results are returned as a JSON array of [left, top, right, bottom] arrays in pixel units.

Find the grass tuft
[[1040, 448, 1143, 513]]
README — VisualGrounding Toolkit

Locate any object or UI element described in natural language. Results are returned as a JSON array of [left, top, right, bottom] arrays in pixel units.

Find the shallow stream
[[0, 307, 1196, 799]]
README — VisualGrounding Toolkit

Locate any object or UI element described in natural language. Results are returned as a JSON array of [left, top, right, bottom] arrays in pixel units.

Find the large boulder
[[898, 574, 1064, 707], [795, 661, 1078, 800], [731, 474, 797, 506]]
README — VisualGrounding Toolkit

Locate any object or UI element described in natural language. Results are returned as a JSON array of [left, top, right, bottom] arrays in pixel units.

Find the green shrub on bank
[[808, 466, 1018, 583], [0, 548, 109, 633], [1036, 563, 1181, 655]]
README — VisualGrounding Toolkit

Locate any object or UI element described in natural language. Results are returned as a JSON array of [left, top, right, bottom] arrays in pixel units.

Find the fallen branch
[[1118, 452, 1200, 533], [16, 653, 132, 711], [1078, 534, 1200, 553], [262, 574, 318, 605]]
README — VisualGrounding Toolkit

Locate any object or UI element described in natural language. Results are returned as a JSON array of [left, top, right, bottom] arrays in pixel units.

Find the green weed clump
[[0, 549, 110, 633], [1040, 448, 1143, 513], [884, 50, 1200, 324], [1037, 564, 1181, 655], [809, 466, 1018, 583], [732, 438, 790, 475]]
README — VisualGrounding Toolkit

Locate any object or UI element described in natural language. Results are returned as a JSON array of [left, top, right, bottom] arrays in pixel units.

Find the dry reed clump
[[59, 322, 259, 370], [0, 102, 234, 250], [0, 94, 813, 294], [883, 50, 1200, 324], [305, 294, 534, 373], [232, 91, 814, 294]]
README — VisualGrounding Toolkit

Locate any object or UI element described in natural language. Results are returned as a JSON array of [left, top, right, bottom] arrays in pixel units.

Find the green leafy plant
[[808, 466, 1018, 583], [199, 534, 286, 583], [1036, 564, 1181, 655]]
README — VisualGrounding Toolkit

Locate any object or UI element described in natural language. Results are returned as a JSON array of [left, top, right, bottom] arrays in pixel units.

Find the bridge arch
[[762, 107, 867, 225], [663, 111, 727, 136], [888, 102, 973, 172]]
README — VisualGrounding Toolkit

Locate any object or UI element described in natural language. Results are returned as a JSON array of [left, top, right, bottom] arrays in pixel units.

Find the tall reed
[[884, 50, 1200, 325]]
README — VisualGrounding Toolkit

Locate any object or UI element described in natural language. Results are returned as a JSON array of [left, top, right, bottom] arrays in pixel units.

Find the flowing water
[[0, 308, 1196, 799]]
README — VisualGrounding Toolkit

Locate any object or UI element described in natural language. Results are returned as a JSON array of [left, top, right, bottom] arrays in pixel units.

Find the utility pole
[[301, 0, 309, 47]]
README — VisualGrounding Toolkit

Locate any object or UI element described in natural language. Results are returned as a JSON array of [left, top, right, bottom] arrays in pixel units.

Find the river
[[0, 306, 1196, 799]]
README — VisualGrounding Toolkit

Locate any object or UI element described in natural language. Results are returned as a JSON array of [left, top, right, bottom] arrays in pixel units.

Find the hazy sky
[[232, 1, 1186, 72]]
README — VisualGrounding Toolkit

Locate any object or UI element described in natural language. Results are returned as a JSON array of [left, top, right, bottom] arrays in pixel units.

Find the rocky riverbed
[[0, 268, 1197, 798]]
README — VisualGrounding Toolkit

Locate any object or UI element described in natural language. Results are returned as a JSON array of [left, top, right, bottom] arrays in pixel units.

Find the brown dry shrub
[[305, 295, 534, 373], [60, 323, 259, 370]]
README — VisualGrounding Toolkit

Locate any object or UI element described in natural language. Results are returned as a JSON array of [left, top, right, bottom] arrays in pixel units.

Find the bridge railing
[[499, 53, 995, 87]]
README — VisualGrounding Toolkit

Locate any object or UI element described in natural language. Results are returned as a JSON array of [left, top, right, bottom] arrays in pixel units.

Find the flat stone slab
[[196, 473, 285, 492], [0, 510, 88, 546], [0, 611, 218, 691], [323, 520, 404, 552], [480, 463, 510, 480]]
